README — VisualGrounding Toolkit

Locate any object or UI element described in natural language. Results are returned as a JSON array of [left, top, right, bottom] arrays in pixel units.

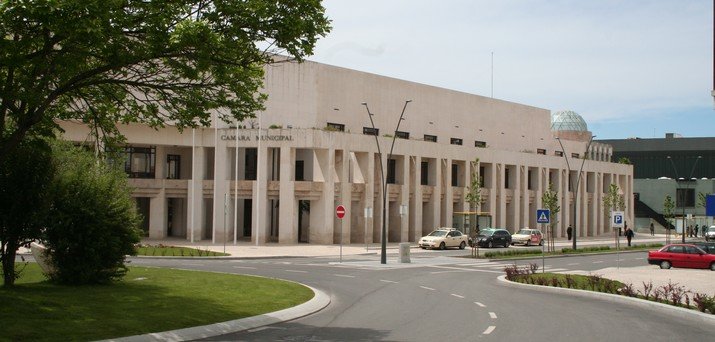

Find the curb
[[483, 248, 651, 262], [104, 284, 330, 342], [497, 275, 715, 326], [130, 252, 377, 260]]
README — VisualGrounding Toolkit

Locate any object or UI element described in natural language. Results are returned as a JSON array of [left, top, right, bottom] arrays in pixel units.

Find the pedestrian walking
[[649, 222, 654, 236], [567, 225, 572, 240], [624, 227, 634, 247], [694, 225, 699, 237]]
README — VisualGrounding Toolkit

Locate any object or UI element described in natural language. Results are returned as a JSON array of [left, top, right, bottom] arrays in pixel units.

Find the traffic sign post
[[536, 209, 550, 273], [336, 205, 346, 262], [612, 210, 624, 269]]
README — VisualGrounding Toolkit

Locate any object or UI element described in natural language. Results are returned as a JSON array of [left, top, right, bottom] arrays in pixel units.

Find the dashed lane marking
[[333, 274, 356, 278], [489, 312, 497, 319], [592, 261, 604, 264], [567, 263, 580, 266], [483, 326, 496, 335], [380, 279, 398, 283], [451, 294, 465, 299], [428, 265, 502, 274], [475, 302, 486, 307], [420, 286, 435, 291], [232, 266, 256, 269], [285, 270, 307, 273]]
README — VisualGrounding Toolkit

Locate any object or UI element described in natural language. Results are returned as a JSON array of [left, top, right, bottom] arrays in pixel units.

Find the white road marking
[[232, 266, 256, 269], [634, 257, 645, 260], [474, 302, 486, 307], [420, 286, 435, 291], [285, 270, 307, 273], [451, 294, 465, 299], [428, 265, 502, 274], [489, 312, 497, 319], [544, 268, 568, 272], [592, 261, 604, 264], [183, 263, 204, 266], [333, 274, 355, 278], [483, 326, 496, 335], [567, 263, 580, 266], [380, 279, 398, 283]]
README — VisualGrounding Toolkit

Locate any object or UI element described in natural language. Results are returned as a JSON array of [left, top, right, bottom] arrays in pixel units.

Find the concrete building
[[60, 60, 633, 244], [600, 135, 715, 232]]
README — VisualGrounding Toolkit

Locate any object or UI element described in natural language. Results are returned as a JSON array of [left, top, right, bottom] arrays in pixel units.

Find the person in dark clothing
[[649, 222, 654, 236], [567, 225, 572, 240], [694, 225, 699, 237], [624, 227, 634, 247]]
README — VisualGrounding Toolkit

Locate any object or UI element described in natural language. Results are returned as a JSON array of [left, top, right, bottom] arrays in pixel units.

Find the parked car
[[474, 228, 511, 248], [511, 228, 543, 246], [647, 244, 715, 271], [705, 226, 715, 242], [419, 228, 468, 250]]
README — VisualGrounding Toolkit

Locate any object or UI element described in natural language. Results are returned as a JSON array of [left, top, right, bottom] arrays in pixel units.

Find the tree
[[697, 192, 707, 210], [465, 158, 482, 234], [541, 183, 560, 252], [42, 141, 141, 284], [663, 194, 675, 243], [0, 137, 55, 286], [0, 1, 331, 162], [603, 183, 625, 213]]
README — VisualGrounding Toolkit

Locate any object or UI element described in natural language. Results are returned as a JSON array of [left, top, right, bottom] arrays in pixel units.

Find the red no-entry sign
[[336, 205, 346, 219]]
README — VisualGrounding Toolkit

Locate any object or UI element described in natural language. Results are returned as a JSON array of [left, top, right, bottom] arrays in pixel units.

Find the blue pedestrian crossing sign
[[536, 209, 550, 224]]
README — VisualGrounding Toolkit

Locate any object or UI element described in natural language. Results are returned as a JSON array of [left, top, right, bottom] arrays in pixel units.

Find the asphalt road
[[130, 251, 713, 342]]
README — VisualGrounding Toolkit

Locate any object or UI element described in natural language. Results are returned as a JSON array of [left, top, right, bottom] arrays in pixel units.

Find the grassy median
[[0, 263, 313, 341]]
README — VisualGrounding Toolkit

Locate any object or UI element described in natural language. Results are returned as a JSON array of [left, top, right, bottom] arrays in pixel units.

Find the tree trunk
[[1, 240, 18, 287]]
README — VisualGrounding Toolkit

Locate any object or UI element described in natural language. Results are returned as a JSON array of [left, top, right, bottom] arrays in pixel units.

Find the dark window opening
[[571, 153, 580, 158], [167, 154, 180, 179], [124, 146, 156, 178], [450, 138, 463, 146], [479, 166, 485, 187], [326, 122, 345, 132], [537, 149, 546, 155], [505, 168, 510, 189], [452, 164, 459, 186], [396, 131, 410, 139], [387, 159, 396, 184], [421, 161, 429, 185], [295, 160, 305, 181], [363, 127, 379, 136], [424, 134, 437, 142], [676, 188, 695, 208], [475, 140, 486, 148], [527, 170, 533, 190], [245, 148, 257, 180], [555, 151, 564, 157]]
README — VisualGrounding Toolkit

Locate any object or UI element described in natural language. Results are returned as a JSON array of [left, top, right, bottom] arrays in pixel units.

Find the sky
[[308, 0, 714, 140]]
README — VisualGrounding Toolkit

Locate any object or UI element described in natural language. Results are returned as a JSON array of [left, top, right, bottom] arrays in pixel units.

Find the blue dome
[[551, 110, 588, 131]]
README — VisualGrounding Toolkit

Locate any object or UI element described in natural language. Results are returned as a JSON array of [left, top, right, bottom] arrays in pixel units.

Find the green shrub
[[43, 142, 141, 285]]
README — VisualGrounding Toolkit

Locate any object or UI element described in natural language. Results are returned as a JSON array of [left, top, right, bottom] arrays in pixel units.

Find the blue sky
[[309, 0, 714, 139]]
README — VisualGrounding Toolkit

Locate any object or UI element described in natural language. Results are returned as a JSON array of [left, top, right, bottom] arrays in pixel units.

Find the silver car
[[706, 226, 715, 242]]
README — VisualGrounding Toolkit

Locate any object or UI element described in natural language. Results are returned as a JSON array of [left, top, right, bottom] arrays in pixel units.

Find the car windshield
[[709, 227, 715, 232], [479, 229, 496, 236], [428, 231, 448, 237], [516, 230, 531, 235]]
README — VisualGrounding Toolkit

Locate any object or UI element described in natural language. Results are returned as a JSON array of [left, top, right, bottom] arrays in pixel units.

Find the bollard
[[399, 242, 411, 263]]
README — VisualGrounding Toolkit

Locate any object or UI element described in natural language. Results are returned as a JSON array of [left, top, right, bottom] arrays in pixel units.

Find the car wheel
[[526, 240, 531, 247], [459, 241, 466, 250], [504, 241, 510, 248], [488, 241, 493, 248], [660, 260, 671, 269], [439, 242, 446, 250], [420, 246, 426, 249], [710, 263, 715, 271]]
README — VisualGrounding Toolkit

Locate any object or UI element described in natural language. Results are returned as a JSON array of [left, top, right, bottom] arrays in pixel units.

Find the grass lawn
[[0, 263, 313, 341], [135, 245, 230, 257]]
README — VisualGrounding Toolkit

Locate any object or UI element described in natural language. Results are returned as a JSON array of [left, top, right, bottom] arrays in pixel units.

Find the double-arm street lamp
[[666, 155, 702, 243], [556, 135, 596, 250], [362, 100, 412, 264]]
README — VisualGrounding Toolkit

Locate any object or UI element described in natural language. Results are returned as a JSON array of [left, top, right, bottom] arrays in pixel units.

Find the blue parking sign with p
[[536, 209, 550, 224]]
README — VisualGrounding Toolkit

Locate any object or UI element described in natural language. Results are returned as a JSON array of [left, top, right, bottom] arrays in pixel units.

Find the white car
[[706, 226, 715, 242], [511, 228, 543, 246], [419, 228, 468, 250]]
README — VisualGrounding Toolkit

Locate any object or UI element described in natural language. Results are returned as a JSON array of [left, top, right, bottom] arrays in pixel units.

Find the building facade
[[60, 60, 634, 244]]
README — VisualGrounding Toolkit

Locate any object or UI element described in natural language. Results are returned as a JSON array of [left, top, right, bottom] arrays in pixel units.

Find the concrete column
[[556, 169, 564, 237], [595, 172, 603, 235], [433, 158, 442, 228], [188, 146, 206, 241], [513, 165, 522, 231], [252, 145, 269, 244], [497, 164, 506, 228], [411, 156, 423, 240], [279, 146, 296, 243], [149, 189, 167, 239], [213, 143, 229, 243], [310, 149, 335, 244], [155, 145, 166, 180], [365, 152, 375, 243], [443, 158, 453, 228], [488, 163, 497, 227], [339, 149, 352, 244], [400, 156, 410, 242]]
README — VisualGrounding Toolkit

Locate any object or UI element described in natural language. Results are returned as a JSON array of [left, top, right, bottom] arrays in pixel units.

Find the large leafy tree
[[0, 0, 331, 161]]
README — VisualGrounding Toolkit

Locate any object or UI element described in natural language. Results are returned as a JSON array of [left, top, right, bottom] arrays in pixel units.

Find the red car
[[647, 244, 715, 271]]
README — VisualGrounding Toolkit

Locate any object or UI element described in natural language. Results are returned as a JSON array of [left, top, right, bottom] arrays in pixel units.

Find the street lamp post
[[362, 100, 412, 264], [666, 155, 702, 243], [556, 135, 596, 250]]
